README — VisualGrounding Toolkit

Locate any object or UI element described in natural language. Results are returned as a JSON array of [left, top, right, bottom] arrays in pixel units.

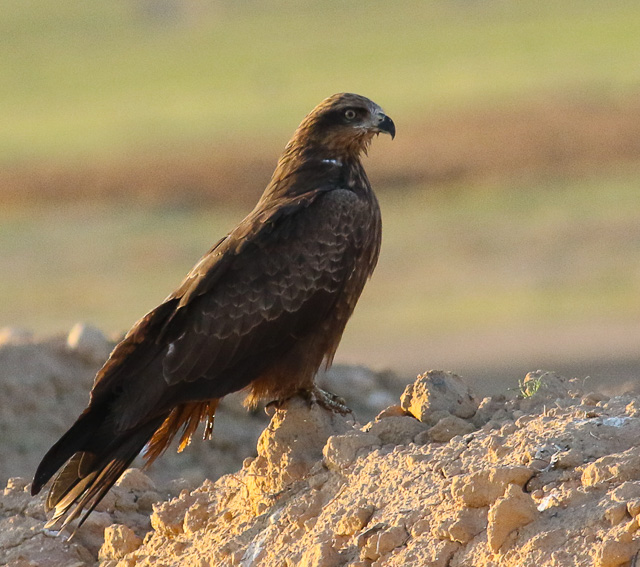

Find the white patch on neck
[[322, 158, 342, 166]]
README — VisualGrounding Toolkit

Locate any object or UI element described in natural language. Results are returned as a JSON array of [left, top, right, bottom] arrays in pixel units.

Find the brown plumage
[[31, 93, 395, 531]]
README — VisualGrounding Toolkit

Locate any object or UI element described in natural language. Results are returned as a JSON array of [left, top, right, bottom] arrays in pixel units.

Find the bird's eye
[[344, 109, 357, 121]]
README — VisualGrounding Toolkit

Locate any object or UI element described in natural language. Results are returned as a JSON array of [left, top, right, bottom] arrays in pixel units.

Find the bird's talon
[[265, 400, 281, 416], [310, 387, 352, 415]]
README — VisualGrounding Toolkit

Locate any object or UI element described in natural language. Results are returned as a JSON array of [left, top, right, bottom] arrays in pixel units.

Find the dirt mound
[[4, 361, 640, 566]]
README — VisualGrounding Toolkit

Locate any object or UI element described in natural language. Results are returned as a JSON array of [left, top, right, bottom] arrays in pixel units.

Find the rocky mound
[[4, 368, 640, 566]]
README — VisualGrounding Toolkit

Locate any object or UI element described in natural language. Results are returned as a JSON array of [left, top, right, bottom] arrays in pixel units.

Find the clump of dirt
[[5, 356, 640, 566]]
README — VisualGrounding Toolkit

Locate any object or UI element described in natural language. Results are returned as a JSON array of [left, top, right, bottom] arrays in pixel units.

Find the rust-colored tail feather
[[144, 400, 218, 463]]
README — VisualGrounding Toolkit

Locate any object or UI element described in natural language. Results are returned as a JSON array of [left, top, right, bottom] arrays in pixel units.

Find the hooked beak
[[374, 113, 396, 140]]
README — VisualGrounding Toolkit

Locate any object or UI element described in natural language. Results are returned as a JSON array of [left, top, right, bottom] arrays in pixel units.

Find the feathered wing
[[32, 186, 378, 531], [163, 189, 371, 381]]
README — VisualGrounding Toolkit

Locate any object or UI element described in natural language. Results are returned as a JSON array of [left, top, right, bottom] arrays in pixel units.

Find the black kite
[[31, 92, 395, 531]]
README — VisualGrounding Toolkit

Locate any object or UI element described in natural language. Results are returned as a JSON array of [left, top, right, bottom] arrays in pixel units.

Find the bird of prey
[[31, 92, 395, 532]]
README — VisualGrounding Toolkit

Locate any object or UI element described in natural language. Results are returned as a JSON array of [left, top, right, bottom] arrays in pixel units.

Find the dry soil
[[2, 331, 640, 566]]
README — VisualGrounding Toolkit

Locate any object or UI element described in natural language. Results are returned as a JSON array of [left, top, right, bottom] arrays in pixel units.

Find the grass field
[[3, 0, 640, 161]]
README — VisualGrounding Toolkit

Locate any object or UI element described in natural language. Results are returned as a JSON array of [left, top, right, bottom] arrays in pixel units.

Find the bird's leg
[[265, 387, 352, 416], [308, 386, 352, 415]]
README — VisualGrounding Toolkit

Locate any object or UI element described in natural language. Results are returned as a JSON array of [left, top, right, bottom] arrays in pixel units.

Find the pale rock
[[5, 477, 30, 491], [136, 490, 162, 514], [555, 447, 584, 469], [115, 468, 156, 492], [0, 327, 32, 345], [375, 525, 408, 554], [289, 492, 324, 529], [323, 431, 380, 471], [428, 415, 475, 443], [75, 511, 113, 555], [299, 538, 340, 567], [400, 371, 477, 425], [423, 540, 460, 567], [446, 507, 488, 544], [451, 466, 534, 507], [365, 415, 427, 445], [374, 405, 407, 420], [500, 422, 517, 436], [612, 482, 640, 503], [246, 396, 354, 507], [308, 470, 330, 491], [336, 503, 375, 536], [112, 487, 138, 513], [150, 491, 197, 536], [0, 478, 33, 515], [66, 323, 111, 363], [487, 484, 538, 552], [490, 408, 510, 422], [514, 414, 536, 428], [356, 523, 387, 550], [595, 537, 639, 567], [410, 518, 430, 537], [95, 490, 117, 513], [0, 505, 94, 567], [361, 525, 407, 561], [487, 435, 511, 461], [184, 495, 212, 534], [519, 370, 570, 402], [626, 400, 640, 417], [413, 430, 432, 445], [627, 499, 640, 518], [99, 524, 143, 561], [605, 503, 628, 526], [472, 396, 505, 427], [582, 447, 640, 487]]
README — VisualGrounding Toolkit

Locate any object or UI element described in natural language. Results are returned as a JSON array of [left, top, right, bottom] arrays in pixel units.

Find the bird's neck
[[261, 142, 369, 202]]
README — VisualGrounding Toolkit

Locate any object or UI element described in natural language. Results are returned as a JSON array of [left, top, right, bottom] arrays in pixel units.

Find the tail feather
[[31, 408, 105, 497], [33, 400, 219, 533], [44, 418, 163, 534], [144, 400, 218, 462], [46, 452, 93, 511]]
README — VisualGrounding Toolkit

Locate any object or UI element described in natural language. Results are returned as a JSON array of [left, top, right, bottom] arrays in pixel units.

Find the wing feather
[[160, 188, 368, 387], [96, 187, 372, 432]]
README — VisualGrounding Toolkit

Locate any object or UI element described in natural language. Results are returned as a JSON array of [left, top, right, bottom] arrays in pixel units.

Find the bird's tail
[[31, 399, 219, 533], [31, 409, 164, 534]]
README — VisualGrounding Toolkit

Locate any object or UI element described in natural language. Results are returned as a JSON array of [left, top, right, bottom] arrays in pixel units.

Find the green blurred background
[[3, 0, 640, 394]]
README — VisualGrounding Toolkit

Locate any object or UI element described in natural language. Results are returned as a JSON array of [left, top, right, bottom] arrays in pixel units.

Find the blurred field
[[3, 0, 640, 393], [5, 166, 640, 393], [4, 0, 640, 163]]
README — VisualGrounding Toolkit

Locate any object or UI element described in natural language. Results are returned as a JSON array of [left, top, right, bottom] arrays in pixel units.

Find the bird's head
[[291, 93, 395, 158]]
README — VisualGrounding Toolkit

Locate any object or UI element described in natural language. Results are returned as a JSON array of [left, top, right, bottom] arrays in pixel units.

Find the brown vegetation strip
[[3, 93, 640, 205]]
